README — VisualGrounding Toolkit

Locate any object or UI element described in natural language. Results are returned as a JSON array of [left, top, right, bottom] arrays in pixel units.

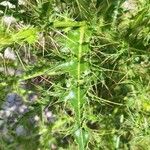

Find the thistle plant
[[53, 21, 91, 149], [0, 0, 150, 150]]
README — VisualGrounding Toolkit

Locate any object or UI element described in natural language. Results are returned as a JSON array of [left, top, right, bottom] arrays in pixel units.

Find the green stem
[[77, 25, 85, 150]]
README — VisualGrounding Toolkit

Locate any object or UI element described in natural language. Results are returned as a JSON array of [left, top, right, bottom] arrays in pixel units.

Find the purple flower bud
[[28, 93, 38, 102], [45, 111, 52, 118], [6, 93, 16, 103], [44, 110, 55, 123]]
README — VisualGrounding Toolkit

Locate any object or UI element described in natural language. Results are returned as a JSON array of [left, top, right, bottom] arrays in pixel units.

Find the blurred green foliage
[[0, 0, 150, 149]]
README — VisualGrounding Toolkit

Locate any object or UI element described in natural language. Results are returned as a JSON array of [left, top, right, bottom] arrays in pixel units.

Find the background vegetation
[[0, 0, 150, 149]]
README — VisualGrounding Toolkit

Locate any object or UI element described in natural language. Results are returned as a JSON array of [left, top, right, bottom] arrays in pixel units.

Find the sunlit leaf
[[12, 27, 38, 44], [74, 128, 89, 150]]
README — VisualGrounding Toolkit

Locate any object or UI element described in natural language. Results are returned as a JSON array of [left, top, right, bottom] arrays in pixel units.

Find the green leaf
[[68, 88, 86, 108], [74, 128, 89, 150], [66, 30, 80, 56], [65, 29, 90, 56], [0, 26, 38, 47], [56, 60, 89, 79], [12, 27, 38, 44]]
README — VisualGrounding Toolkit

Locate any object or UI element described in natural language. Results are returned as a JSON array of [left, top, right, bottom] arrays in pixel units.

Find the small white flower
[[122, 0, 137, 11], [34, 115, 40, 121], [0, 1, 15, 8], [45, 111, 52, 118], [2, 16, 16, 26], [9, 105, 17, 111], [18, 0, 26, 5], [5, 110, 11, 117], [18, 105, 28, 113], [4, 47, 16, 60]]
